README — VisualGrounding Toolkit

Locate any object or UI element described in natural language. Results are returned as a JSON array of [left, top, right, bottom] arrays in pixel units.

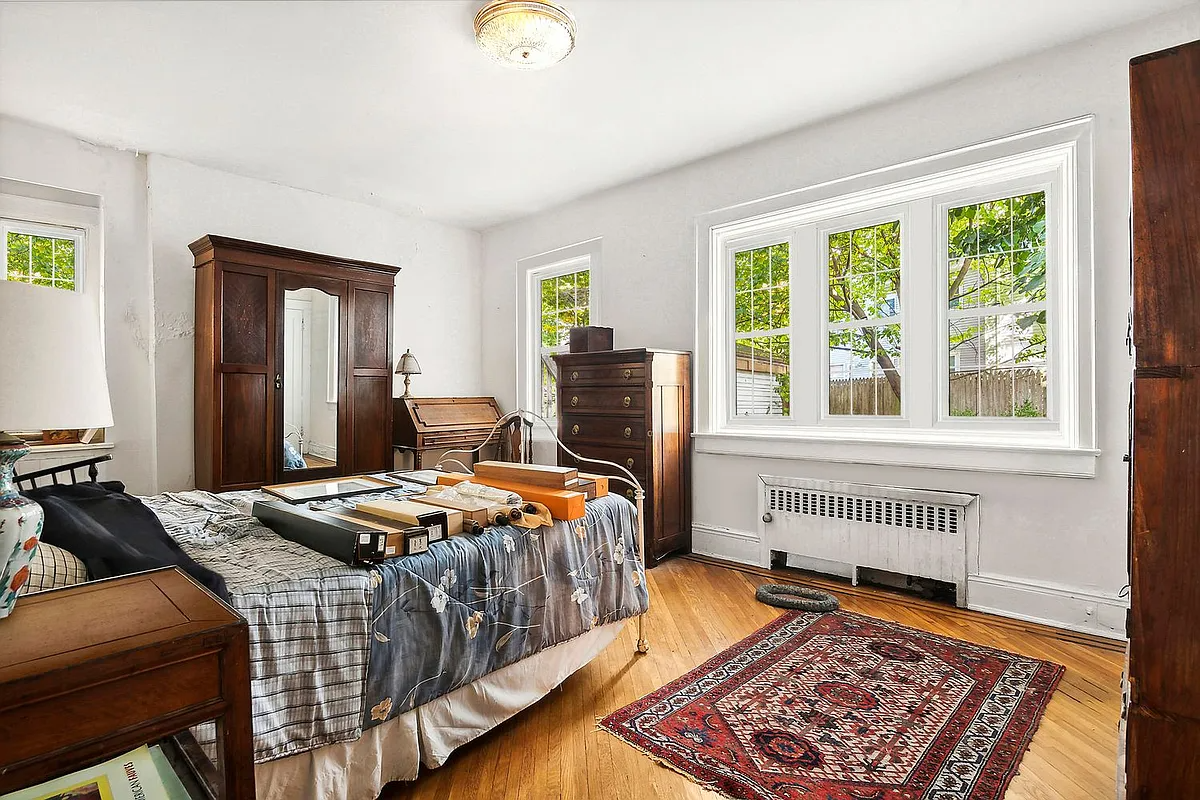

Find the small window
[[536, 266, 591, 419], [3, 221, 84, 293]]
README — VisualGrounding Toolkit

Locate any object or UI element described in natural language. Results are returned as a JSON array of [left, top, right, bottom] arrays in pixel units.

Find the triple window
[[708, 123, 1087, 450]]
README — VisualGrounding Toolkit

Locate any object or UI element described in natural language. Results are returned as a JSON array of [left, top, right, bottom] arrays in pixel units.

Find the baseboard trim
[[690, 524, 1129, 641], [692, 523, 760, 567], [967, 572, 1128, 641], [683, 553, 1126, 653]]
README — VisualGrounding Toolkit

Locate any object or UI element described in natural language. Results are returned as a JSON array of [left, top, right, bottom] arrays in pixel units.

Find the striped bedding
[[140, 488, 646, 763]]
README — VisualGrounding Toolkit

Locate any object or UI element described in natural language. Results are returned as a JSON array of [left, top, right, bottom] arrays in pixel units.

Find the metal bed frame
[[437, 408, 651, 655], [14, 454, 112, 491]]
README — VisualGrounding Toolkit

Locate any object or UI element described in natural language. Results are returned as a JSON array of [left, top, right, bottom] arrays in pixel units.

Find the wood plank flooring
[[380, 556, 1124, 800]]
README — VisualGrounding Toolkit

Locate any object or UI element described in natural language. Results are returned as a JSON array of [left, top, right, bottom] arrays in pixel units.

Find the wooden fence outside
[[828, 369, 1046, 417]]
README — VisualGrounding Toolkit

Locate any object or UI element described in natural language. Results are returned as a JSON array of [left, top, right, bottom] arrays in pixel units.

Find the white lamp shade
[[0, 282, 114, 431]]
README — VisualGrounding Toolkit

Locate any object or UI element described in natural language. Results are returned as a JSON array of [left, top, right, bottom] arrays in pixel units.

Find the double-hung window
[[3, 219, 85, 293], [519, 239, 601, 423], [698, 120, 1095, 476]]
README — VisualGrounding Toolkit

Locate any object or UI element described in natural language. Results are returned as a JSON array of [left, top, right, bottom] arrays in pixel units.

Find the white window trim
[[695, 118, 1096, 477], [516, 238, 602, 423], [0, 191, 102, 300]]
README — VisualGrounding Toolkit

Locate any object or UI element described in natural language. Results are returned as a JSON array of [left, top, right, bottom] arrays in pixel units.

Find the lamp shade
[[396, 349, 421, 376], [0, 282, 114, 432]]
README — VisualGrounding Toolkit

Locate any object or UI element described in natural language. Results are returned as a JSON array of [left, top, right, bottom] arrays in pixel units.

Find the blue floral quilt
[[361, 494, 648, 728]]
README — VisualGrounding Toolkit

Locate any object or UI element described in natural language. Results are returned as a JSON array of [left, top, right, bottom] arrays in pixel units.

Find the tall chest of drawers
[[553, 348, 692, 566]]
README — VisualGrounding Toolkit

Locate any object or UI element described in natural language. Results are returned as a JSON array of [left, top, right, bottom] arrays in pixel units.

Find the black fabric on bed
[[22, 481, 230, 600]]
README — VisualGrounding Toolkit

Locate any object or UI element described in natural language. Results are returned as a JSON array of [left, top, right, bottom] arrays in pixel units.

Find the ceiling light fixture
[[474, 0, 576, 71]]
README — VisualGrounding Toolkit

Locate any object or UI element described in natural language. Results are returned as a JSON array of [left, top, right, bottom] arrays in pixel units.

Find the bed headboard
[[14, 454, 112, 491]]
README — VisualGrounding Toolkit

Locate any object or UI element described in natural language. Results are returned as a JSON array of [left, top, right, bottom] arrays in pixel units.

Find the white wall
[[481, 7, 1200, 638], [148, 155, 483, 491], [0, 117, 157, 494]]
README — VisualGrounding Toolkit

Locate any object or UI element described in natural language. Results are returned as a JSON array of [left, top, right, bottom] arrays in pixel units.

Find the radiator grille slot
[[767, 487, 959, 535]]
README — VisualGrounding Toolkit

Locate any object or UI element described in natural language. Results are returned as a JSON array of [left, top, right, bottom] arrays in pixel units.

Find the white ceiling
[[0, 0, 1189, 229]]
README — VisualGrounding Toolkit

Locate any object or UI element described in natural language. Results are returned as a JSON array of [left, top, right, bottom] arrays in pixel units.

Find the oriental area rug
[[600, 610, 1064, 800]]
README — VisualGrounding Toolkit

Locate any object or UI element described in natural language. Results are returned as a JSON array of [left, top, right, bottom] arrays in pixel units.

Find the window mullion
[[791, 225, 820, 426], [906, 198, 936, 428]]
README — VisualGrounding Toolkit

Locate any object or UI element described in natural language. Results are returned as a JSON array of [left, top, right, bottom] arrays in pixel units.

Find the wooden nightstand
[[0, 567, 255, 799]]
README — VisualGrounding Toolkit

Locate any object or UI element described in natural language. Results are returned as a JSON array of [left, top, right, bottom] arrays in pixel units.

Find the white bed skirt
[[255, 620, 626, 800]]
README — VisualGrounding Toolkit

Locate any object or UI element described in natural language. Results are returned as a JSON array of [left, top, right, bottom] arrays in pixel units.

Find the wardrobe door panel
[[352, 286, 391, 370], [221, 269, 271, 365], [352, 376, 390, 473], [1131, 42, 1200, 369], [349, 282, 394, 473], [221, 372, 270, 486], [1131, 371, 1200, 719]]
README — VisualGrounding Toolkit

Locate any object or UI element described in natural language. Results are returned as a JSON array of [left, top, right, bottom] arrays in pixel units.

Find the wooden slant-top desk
[[393, 396, 510, 469]]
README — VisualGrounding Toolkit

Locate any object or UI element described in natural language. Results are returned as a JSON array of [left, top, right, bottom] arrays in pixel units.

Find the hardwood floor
[[380, 556, 1124, 800]]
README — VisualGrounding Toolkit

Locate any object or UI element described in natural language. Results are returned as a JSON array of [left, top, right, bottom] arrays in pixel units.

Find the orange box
[[436, 473, 586, 520]]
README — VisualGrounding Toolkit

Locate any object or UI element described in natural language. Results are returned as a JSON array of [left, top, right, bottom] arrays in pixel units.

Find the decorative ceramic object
[[0, 440, 43, 617]]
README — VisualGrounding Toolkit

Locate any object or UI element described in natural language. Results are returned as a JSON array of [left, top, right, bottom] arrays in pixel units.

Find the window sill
[[26, 441, 113, 454], [693, 430, 1099, 478]]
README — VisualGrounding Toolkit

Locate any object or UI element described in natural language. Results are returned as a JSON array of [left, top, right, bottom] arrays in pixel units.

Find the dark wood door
[[349, 282, 393, 473], [217, 266, 273, 489], [1128, 38, 1200, 799]]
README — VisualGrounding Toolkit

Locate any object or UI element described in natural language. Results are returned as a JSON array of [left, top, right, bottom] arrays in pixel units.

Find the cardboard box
[[253, 501, 430, 563], [472, 461, 577, 488], [356, 499, 453, 540], [410, 493, 491, 531], [436, 473, 586, 520]]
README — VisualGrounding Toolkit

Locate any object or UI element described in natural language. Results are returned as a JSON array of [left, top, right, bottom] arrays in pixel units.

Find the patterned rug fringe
[[597, 725, 747, 800]]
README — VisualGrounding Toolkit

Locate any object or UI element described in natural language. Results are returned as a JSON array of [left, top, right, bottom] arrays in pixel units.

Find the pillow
[[20, 541, 89, 595]]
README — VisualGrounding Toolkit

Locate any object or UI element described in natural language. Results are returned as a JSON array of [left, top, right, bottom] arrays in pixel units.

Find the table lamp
[[396, 349, 421, 399], [0, 282, 113, 618]]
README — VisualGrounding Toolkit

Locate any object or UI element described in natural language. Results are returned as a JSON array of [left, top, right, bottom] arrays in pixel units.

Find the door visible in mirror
[[282, 288, 339, 470]]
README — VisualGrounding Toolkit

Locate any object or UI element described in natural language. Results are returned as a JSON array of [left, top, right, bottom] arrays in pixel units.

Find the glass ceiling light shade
[[474, 0, 576, 70]]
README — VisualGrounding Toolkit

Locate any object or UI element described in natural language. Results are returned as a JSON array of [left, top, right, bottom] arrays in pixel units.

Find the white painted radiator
[[758, 476, 977, 607]]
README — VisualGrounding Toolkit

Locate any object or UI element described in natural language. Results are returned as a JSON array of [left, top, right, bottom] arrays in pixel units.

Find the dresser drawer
[[560, 362, 646, 387], [561, 414, 647, 445], [560, 385, 646, 415], [562, 444, 648, 481]]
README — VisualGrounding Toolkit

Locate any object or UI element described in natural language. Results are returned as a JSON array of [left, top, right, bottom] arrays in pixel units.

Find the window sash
[[525, 254, 595, 420], [2, 219, 86, 293]]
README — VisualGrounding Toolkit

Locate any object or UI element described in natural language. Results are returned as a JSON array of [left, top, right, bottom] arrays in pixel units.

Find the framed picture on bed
[[263, 475, 395, 504]]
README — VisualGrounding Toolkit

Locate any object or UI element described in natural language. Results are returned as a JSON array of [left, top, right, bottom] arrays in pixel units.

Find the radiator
[[758, 476, 977, 607]]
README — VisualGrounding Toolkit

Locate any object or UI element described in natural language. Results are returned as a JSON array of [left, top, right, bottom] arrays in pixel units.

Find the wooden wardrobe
[[192, 235, 399, 492], [1128, 38, 1200, 798]]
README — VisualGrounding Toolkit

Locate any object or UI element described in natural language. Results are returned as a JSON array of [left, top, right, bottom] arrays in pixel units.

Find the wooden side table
[[0, 567, 255, 799]]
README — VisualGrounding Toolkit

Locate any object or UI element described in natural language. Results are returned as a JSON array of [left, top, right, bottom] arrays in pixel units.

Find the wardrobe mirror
[[282, 287, 340, 471]]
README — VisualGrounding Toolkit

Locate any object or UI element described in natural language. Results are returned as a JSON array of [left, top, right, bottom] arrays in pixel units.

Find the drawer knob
[[625, 458, 634, 469], [571, 424, 580, 436], [626, 489, 635, 500], [623, 426, 632, 439], [571, 396, 578, 407], [622, 395, 631, 407], [623, 369, 632, 379], [571, 371, 579, 381]]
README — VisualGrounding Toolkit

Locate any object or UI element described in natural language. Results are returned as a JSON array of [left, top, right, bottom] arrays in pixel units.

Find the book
[[2, 745, 169, 800]]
